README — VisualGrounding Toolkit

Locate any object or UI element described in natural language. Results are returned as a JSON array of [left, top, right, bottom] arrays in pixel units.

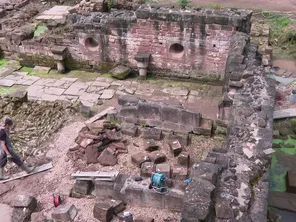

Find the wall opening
[[85, 37, 99, 51], [169, 43, 184, 58]]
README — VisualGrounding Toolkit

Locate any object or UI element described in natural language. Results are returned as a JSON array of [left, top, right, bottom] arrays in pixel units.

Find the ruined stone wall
[[181, 33, 276, 221], [1, 5, 252, 82]]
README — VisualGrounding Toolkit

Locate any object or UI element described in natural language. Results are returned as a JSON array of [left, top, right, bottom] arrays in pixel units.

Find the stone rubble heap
[[0, 90, 77, 158], [67, 119, 128, 165]]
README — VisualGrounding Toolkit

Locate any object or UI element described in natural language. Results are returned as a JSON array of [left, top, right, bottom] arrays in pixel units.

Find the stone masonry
[[0, 4, 252, 82], [181, 33, 276, 222]]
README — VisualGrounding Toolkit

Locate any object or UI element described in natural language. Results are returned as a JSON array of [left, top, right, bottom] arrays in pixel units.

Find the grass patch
[[20, 66, 34, 73], [0, 59, 8, 68], [264, 12, 296, 59], [206, 3, 222, 9], [34, 24, 48, 38], [0, 85, 26, 95]]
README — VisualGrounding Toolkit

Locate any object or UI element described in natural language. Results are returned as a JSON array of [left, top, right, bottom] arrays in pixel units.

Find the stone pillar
[[51, 46, 68, 74], [134, 53, 151, 80]]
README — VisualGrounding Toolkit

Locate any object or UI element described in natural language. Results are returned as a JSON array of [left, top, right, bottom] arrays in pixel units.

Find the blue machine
[[149, 172, 169, 194]]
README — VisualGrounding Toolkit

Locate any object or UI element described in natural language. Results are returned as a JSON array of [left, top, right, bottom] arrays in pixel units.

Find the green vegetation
[[206, 3, 222, 9], [20, 66, 33, 73], [263, 12, 296, 59], [0, 59, 8, 68], [179, 0, 190, 8], [0, 85, 26, 95], [34, 23, 48, 38], [106, 0, 114, 10], [270, 136, 296, 192]]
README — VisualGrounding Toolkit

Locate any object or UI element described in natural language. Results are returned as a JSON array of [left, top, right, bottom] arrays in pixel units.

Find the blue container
[[290, 93, 296, 103]]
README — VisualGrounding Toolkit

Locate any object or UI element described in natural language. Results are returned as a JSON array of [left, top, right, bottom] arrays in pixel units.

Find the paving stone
[[135, 87, 154, 96], [0, 67, 15, 77], [57, 95, 78, 102], [171, 165, 188, 180], [116, 90, 128, 96], [155, 163, 171, 178], [121, 123, 138, 136], [52, 80, 74, 89], [79, 92, 100, 103], [141, 162, 155, 177], [148, 151, 166, 164], [283, 71, 293, 77], [131, 152, 151, 167], [60, 77, 78, 82], [86, 85, 104, 94], [162, 87, 189, 96], [189, 90, 200, 96], [43, 87, 65, 96], [93, 202, 114, 222], [5, 71, 28, 81], [11, 195, 37, 211], [100, 89, 115, 100], [73, 180, 92, 195], [123, 87, 137, 95], [97, 148, 118, 166], [0, 79, 14, 86], [110, 80, 123, 86], [52, 204, 77, 222], [15, 76, 40, 86], [27, 85, 44, 98], [33, 78, 57, 86], [92, 81, 111, 88], [40, 93, 59, 101], [96, 77, 114, 83], [287, 171, 296, 194], [169, 138, 182, 157], [33, 66, 51, 74], [144, 139, 159, 152], [143, 128, 162, 140], [178, 152, 190, 166], [64, 82, 88, 96]]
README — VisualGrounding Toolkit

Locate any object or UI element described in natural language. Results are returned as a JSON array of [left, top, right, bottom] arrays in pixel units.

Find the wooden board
[[71, 171, 119, 181], [0, 162, 53, 184], [84, 107, 115, 125]]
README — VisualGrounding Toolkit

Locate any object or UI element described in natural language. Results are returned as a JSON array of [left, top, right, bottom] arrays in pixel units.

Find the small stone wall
[[181, 33, 276, 221], [117, 95, 212, 136]]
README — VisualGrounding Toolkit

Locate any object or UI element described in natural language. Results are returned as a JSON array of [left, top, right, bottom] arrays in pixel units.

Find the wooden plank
[[0, 162, 53, 184], [274, 108, 296, 120], [71, 171, 119, 181], [84, 107, 115, 125]]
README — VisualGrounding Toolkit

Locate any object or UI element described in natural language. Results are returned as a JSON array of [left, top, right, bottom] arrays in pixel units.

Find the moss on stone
[[20, 54, 56, 68], [0, 59, 8, 68]]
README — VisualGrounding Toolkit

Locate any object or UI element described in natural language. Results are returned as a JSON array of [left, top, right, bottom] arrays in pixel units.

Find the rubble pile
[[0, 90, 77, 157], [67, 119, 128, 165], [68, 0, 105, 14]]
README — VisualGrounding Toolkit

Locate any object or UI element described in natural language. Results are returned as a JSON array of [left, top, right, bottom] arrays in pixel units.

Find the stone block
[[163, 189, 184, 211], [119, 106, 138, 118], [118, 95, 143, 106], [52, 204, 77, 222], [178, 152, 190, 166], [155, 163, 171, 178], [73, 180, 92, 195], [144, 139, 159, 152], [193, 119, 213, 137], [11, 208, 31, 222], [287, 171, 296, 194], [161, 105, 181, 123], [110, 65, 131, 80], [143, 128, 162, 140], [148, 151, 166, 164], [95, 180, 116, 200], [30, 212, 46, 222], [142, 188, 165, 208], [172, 165, 188, 180], [11, 195, 37, 211], [85, 145, 100, 164], [107, 199, 125, 214], [268, 191, 296, 212], [138, 102, 161, 120], [190, 162, 220, 185], [121, 123, 138, 137], [131, 152, 151, 167], [93, 202, 114, 222], [169, 138, 182, 156], [215, 200, 234, 219], [97, 148, 118, 166], [141, 162, 155, 177], [181, 111, 200, 129], [124, 186, 144, 206], [168, 132, 189, 147]]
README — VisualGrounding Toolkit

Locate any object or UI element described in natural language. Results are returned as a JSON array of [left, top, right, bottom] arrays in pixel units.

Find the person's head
[[3, 118, 13, 130]]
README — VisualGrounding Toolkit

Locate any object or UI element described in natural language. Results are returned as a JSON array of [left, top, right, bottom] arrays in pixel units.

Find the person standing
[[0, 118, 35, 180]]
